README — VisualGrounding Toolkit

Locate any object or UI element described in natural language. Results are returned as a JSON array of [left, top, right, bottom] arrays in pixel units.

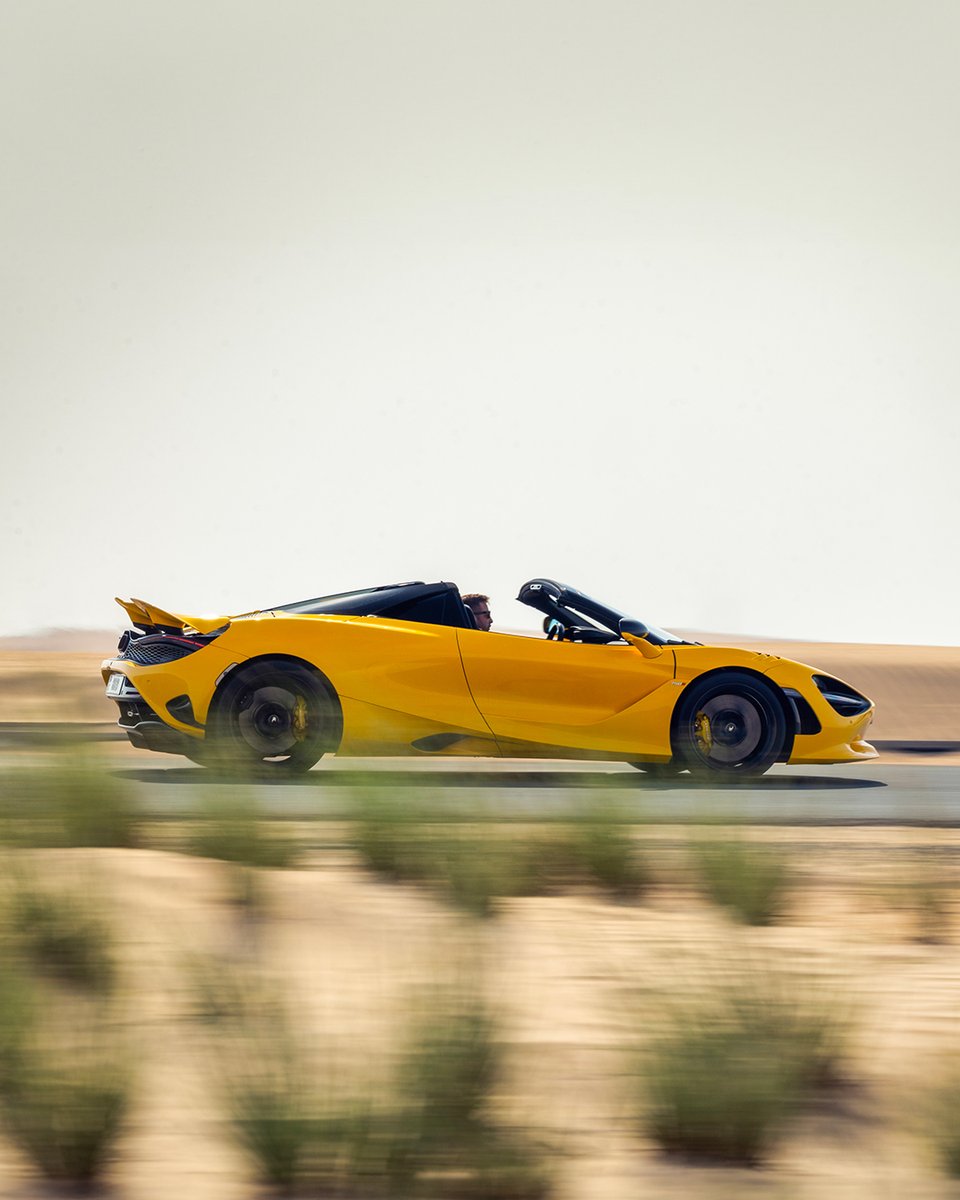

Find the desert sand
[[1, 630, 957, 745], [0, 628, 958, 1196], [0, 819, 957, 1198]]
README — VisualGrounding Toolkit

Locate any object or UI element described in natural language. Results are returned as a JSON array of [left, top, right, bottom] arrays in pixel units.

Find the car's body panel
[[101, 639, 241, 739], [102, 580, 878, 772], [337, 697, 500, 758], [458, 631, 675, 725], [115, 597, 229, 636], [458, 630, 678, 759], [668, 645, 876, 765], [479, 681, 679, 761], [672, 645, 783, 679], [104, 612, 491, 753], [216, 615, 485, 733], [762, 656, 876, 764]]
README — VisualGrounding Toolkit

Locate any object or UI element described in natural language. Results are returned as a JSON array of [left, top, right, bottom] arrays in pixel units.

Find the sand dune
[[0, 630, 957, 743]]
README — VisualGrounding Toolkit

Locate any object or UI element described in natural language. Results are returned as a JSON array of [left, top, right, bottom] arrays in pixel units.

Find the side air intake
[[812, 675, 871, 717]]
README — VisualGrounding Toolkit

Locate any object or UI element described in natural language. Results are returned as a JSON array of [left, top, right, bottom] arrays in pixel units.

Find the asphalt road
[[105, 755, 960, 826]]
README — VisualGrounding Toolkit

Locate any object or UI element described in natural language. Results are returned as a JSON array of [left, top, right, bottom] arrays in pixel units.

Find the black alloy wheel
[[209, 661, 338, 774], [673, 671, 786, 779]]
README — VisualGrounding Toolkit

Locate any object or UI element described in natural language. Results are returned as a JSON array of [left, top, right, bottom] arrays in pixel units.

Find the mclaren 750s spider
[[101, 578, 877, 778]]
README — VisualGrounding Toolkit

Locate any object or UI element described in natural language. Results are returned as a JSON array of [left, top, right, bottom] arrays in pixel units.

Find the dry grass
[[4, 876, 115, 993], [689, 832, 792, 925], [635, 962, 852, 1164], [929, 1072, 960, 1177], [350, 788, 649, 917], [0, 885, 131, 1188], [0, 1003, 133, 1187], [198, 962, 551, 1198], [0, 749, 140, 849], [0, 749, 957, 1197]]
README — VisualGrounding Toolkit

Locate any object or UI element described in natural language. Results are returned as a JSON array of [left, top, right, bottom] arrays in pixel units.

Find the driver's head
[[463, 593, 492, 631]]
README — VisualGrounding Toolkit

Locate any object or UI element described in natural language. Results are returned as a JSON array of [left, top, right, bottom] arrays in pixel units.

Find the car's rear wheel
[[673, 672, 786, 779], [208, 661, 339, 775]]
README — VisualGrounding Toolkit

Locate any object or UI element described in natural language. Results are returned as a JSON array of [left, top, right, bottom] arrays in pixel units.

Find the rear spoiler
[[115, 597, 230, 636]]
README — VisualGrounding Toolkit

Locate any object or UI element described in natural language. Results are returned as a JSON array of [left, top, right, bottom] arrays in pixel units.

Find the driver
[[462, 593, 492, 631]]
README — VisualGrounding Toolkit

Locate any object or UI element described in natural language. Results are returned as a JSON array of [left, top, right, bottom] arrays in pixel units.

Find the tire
[[673, 671, 786, 779], [207, 660, 339, 775]]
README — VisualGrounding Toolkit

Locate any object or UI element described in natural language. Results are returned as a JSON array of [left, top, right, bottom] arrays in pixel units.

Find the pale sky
[[2, 1, 958, 644]]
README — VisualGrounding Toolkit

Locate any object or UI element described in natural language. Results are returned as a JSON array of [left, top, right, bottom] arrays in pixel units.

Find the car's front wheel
[[673, 671, 786, 779], [207, 661, 339, 775]]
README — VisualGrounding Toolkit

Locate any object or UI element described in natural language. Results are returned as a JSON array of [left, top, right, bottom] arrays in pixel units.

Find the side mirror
[[619, 617, 664, 659]]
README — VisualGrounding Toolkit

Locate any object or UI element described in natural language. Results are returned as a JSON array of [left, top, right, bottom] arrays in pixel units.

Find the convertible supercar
[[101, 579, 876, 777]]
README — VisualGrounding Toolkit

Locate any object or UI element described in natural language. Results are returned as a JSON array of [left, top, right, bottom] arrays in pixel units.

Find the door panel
[[457, 630, 674, 730], [230, 614, 486, 731]]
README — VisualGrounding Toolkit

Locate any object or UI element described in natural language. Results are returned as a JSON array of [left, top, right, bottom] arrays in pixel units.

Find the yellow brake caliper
[[694, 711, 713, 754], [292, 695, 308, 742]]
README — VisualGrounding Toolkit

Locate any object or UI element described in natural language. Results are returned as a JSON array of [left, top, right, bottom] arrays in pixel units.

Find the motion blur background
[[1, 10, 960, 1196], [2, 1, 959, 643]]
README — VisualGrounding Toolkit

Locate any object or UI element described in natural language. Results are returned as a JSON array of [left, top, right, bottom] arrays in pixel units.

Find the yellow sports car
[[101, 578, 876, 778]]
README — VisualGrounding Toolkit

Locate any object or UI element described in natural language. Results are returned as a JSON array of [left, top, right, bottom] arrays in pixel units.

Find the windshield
[[516, 579, 688, 646]]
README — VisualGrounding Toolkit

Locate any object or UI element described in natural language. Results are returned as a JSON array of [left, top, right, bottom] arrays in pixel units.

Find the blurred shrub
[[390, 995, 551, 1198], [638, 966, 850, 1165], [521, 799, 650, 900], [0, 753, 139, 849], [929, 1074, 960, 1177], [401, 1004, 496, 1138], [6, 878, 114, 994], [185, 789, 300, 912], [0, 964, 36, 1083], [204, 963, 550, 1198], [226, 1027, 378, 1190], [910, 881, 953, 944], [186, 789, 299, 869], [187, 951, 260, 1026], [0, 945, 128, 1187], [351, 787, 438, 882], [568, 808, 649, 897], [690, 834, 791, 925], [0, 1013, 132, 1187], [350, 789, 516, 918], [351, 789, 648, 918], [881, 860, 954, 944], [208, 975, 396, 1193], [435, 830, 525, 920], [0, 872, 131, 1188]]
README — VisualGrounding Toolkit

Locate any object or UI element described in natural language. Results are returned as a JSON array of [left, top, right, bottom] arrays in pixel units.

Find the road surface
[[103, 754, 960, 826]]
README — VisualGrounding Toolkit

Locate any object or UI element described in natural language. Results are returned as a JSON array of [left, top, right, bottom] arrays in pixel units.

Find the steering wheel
[[544, 617, 565, 641]]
